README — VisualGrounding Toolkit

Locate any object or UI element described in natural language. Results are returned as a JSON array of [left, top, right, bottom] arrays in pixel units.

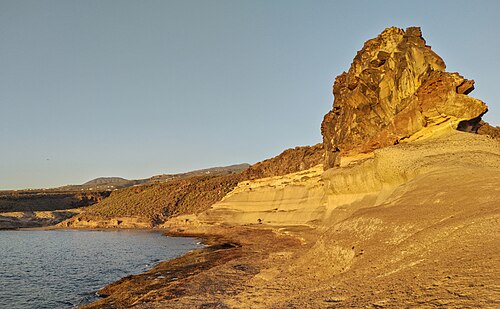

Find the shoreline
[[20, 223, 242, 308], [81, 227, 237, 308], [2, 224, 214, 308], [19, 225, 168, 232], [78, 224, 309, 308]]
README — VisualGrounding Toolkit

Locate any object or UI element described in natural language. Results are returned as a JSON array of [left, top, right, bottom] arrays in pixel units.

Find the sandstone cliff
[[172, 130, 499, 228], [168, 27, 499, 229], [321, 27, 488, 168]]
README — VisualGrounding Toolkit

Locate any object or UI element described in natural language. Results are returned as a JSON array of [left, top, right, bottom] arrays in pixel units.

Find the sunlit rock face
[[321, 27, 488, 168], [242, 144, 324, 180]]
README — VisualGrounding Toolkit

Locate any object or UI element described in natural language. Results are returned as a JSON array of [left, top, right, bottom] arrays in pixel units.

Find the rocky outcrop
[[321, 27, 488, 168], [477, 121, 500, 139], [243, 144, 323, 179], [0, 209, 81, 229], [59, 215, 153, 229]]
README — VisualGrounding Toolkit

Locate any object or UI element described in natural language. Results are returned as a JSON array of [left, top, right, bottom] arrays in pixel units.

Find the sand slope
[[223, 166, 499, 307]]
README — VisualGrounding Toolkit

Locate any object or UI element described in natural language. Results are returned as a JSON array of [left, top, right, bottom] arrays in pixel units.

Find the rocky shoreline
[[76, 132, 500, 308], [0, 209, 82, 230], [81, 225, 309, 308]]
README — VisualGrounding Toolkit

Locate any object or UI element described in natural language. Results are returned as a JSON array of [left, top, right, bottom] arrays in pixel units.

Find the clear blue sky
[[1, 0, 499, 189]]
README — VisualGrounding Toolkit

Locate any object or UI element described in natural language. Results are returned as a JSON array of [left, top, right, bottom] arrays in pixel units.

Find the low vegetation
[[78, 173, 243, 223]]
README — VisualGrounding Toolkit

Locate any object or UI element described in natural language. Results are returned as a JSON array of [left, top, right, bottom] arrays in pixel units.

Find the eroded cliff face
[[174, 130, 499, 228], [165, 27, 499, 229], [0, 209, 82, 230], [321, 27, 488, 168], [0, 191, 110, 229], [194, 165, 327, 226]]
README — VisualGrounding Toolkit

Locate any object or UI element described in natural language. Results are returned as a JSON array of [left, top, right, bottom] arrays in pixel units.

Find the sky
[[1, 0, 499, 189]]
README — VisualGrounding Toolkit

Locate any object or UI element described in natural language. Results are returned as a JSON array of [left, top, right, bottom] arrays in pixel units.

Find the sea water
[[0, 230, 201, 308]]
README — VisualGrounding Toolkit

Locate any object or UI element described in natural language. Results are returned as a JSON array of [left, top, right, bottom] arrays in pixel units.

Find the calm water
[[0, 230, 202, 309]]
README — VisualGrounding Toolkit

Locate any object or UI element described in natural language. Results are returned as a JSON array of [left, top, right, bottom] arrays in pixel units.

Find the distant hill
[[0, 163, 250, 229], [83, 177, 129, 186], [148, 163, 251, 182], [0, 163, 248, 210], [56, 163, 250, 192]]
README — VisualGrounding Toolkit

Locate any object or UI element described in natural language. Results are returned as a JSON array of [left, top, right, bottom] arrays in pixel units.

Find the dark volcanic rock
[[477, 121, 500, 139], [321, 27, 488, 168], [243, 144, 324, 179]]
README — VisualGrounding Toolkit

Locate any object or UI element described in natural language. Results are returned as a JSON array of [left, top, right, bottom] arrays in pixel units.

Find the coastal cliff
[[321, 27, 489, 168], [170, 130, 498, 229], [0, 191, 109, 229], [79, 27, 499, 308]]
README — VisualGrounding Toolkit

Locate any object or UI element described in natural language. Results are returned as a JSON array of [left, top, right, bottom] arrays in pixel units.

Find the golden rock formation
[[321, 27, 488, 168]]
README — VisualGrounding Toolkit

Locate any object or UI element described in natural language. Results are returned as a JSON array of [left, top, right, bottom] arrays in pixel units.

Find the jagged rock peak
[[321, 26, 488, 168]]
